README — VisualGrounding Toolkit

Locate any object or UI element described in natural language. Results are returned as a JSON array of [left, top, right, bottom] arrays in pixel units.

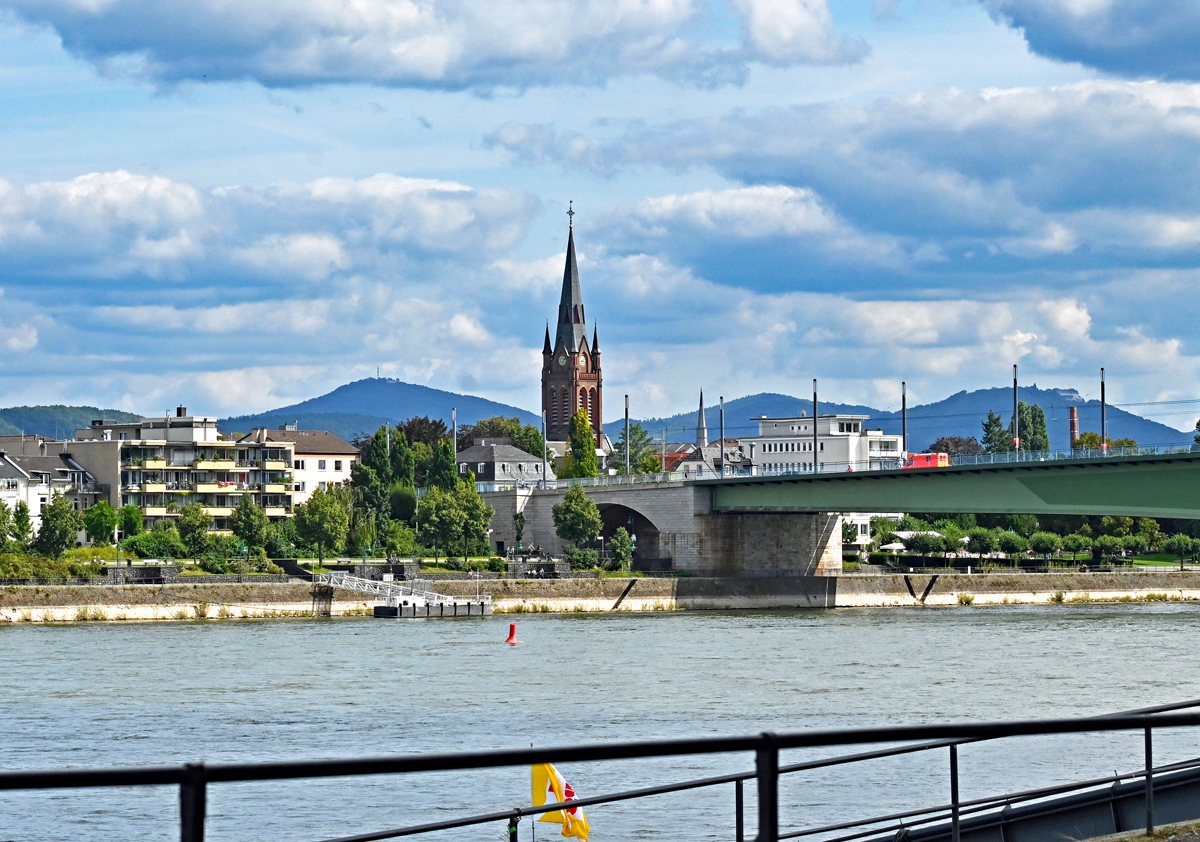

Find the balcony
[[229, 463, 252, 472], [144, 458, 167, 469], [262, 459, 288, 470], [194, 459, 236, 470], [202, 507, 233, 516], [264, 507, 289, 517], [144, 482, 166, 493], [261, 483, 288, 494], [142, 506, 167, 516]]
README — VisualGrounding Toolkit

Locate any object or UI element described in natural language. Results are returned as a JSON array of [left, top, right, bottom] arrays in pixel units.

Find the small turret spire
[[592, 324, 599, 352], [696, 391, 708, 447], [543, 323, 552, 355]]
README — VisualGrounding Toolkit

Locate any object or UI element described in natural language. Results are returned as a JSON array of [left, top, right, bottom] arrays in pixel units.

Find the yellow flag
[[532, 763, 589, 840]]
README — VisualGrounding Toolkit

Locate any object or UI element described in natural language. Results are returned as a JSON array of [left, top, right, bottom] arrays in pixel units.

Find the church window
[[579, 387, 587, 412]]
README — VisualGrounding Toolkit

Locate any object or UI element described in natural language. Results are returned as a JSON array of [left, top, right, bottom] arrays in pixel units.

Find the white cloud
[[233, 234, 349, 281], [0, 0, 864, 91], [0, 321, 37, 351]]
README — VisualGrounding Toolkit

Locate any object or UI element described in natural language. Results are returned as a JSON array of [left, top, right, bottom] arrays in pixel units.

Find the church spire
[[543, 323, 552, 355], [592, 324, 599, 352], [554, 212, 587, 353], [696, 391, 708, 447]]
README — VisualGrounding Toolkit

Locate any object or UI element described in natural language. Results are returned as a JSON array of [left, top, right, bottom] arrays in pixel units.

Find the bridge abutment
[[482, 485, 842, 578]]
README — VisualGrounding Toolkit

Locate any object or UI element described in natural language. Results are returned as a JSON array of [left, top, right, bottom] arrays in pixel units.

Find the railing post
[[950, 745, 960, 842], [756, 732, 779, 842], [736, 778, 745, 842], [1145, 726, 1154, 835], [180, 762, 206, 842]]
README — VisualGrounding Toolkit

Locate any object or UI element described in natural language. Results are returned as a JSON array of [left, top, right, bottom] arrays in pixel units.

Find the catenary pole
[[812, 379, 818, 474], [452, 407, 457, 466], [1101, 367, 1107, 452], [625, 395, 630, 475], [1013, 365, 1020, 457], [901, 381, 907, 458]]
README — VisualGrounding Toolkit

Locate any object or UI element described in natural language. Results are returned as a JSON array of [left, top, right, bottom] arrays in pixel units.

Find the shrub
[[1051, 591, 1065, 603], [565, 547, 599, 569], [443, 558, 465, 571], [957, 593, 975, 605], [487, 557, 506, 572], [121, 530, 187, 559]]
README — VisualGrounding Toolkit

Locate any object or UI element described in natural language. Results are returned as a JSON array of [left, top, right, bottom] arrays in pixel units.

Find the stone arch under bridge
[[481, 482, 843, 577]]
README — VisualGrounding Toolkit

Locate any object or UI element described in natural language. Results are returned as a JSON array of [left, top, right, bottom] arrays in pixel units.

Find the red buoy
[[506, 623, 520, 645]]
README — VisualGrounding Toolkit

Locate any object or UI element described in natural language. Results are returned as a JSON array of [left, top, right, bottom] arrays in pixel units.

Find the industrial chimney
[[1069, 406, 1079, 449], [176, 405, 187, 417]]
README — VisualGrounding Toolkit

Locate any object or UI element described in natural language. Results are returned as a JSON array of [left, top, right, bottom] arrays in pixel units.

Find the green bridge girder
[[699, 452, 1200, 518]]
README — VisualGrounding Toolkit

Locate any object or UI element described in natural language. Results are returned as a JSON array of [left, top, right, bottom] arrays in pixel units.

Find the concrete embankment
[[3, 572, 1200, 622]]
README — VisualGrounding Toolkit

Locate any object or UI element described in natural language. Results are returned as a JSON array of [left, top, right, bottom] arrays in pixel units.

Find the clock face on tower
[[557, 355, 566, 366], [579, 354, 588, 366]]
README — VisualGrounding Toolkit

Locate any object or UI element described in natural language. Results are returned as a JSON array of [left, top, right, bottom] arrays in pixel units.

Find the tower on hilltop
[[542, 203, 602, 444]]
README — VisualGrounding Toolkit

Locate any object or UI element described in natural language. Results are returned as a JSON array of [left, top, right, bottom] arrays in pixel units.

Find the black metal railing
[[4, 703, 1200, 842]]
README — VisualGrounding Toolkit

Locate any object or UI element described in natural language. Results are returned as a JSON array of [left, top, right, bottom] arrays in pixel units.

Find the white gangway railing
[[312, 572, 491, 606]]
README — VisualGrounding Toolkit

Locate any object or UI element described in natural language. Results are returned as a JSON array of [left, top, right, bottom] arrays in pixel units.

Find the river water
[[4, 605, 1200, 842]]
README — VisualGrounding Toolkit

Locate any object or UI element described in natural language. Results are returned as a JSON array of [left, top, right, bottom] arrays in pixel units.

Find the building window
[[300, 482, 306, 492], [477, 463, 486, 472], [318, 481, 327, 490], [334, 460, 342, 471], [294, 459, 305, 470], [318, 459, 326, 471], [459, 463, 467, 473]]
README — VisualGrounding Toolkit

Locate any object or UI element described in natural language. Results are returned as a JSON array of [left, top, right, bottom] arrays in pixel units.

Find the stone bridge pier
[[483, 482, 842, 577]]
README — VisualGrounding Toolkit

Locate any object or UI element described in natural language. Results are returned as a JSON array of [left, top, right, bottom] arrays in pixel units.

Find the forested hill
[[628, 386, 1192, 452], [0, 406, 141, 438], [220, 378, 539, 442]]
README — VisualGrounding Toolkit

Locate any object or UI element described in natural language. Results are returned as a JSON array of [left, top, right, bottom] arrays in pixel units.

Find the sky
[[1, 0, 1199, 431]]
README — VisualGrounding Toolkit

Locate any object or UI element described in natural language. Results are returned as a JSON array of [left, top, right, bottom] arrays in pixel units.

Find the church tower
[[542, 204, 602, 444]]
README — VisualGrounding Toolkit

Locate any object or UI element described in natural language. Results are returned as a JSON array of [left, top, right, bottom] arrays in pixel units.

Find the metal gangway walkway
[[312, 572, 492, 617]]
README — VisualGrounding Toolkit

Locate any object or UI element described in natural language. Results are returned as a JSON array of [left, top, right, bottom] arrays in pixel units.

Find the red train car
[[903, 452, 950, 469]]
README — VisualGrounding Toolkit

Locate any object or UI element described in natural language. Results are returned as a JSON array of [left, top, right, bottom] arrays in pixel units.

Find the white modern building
[[741, 413, 904, 474], [240, 427, 358, 504]]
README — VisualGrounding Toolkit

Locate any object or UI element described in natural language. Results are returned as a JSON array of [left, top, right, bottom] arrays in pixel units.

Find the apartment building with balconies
[[0, 436, 105, 532], [239, 426, 358, 505], [70, 406, 294, 531]]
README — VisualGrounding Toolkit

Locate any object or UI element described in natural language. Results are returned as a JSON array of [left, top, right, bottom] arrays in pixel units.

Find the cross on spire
[[567, 200, 574, 228]]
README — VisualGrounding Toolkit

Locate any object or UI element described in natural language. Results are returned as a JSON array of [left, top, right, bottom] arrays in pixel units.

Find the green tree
[[388, 482, 418, 523], [928, 436, 985, 456], [613, 422, 658, 474], [454, 480, 494, 561], [425, 440, 458, 490], [1062, 533, 1092, 560], [513, 511, 526, 544], [965, 527, 996, 556], [229, 495, 269, 556], [117, 505, 143, 539], [842, 520, 859, 545], [177, 502, 214, 557], [82, 501, 119, 545], [1028, 531, 1061, 557], [1094, 534, 1123, 561], [1137, 518, 1162, 550], [552, 485, 602, 548], [0, 500, 11, 551], [293, 487, 349, 563], [996, 531, 1027, 560], [347, 507, 378, 556], [1101, 515, 1134, 537], [31, 493, 84, 558], [559, 409, 599, 478], [903, 532, 942, 555], [608, 526, 633, 571], [397, 415, 449, 447], [383, 519, 418, 556], [981, 411, 1010, 453], [1165, 533, 1195, 567], [265, 518, 299, 558], [416, 485, 462, 562], [12, 500, 33, 550], [1121, 534, 1145, 556], [1024, 404, 1050, 452]]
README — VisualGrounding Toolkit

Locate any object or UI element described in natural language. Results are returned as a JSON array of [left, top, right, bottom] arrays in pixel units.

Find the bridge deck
[[697, 452, 1200, 517]]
